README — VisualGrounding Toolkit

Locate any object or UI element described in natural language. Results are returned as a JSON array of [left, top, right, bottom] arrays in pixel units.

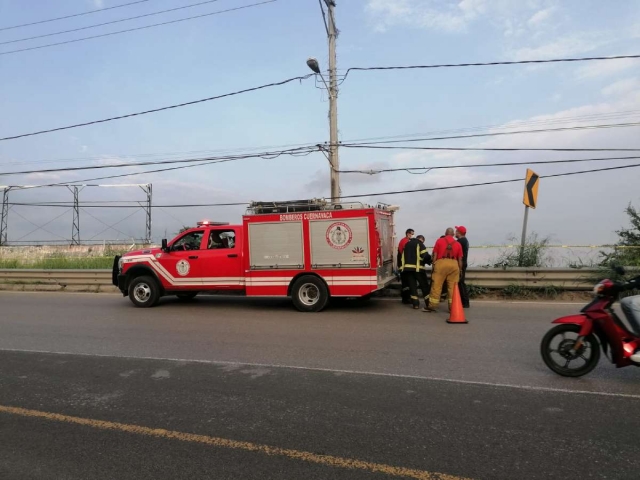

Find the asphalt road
[[1, 292, 640, 479]]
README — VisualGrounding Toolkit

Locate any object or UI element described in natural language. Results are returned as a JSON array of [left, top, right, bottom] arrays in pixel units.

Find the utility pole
[[326, 0, 340, 202], [518, 205, 529, 267]]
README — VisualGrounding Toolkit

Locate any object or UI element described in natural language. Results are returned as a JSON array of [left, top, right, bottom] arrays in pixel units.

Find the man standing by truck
[[398, 229, 414, 304], [455, 226, 470, 309], [416, 234, 432, 301], [424, 228, 463, 313], [400, 234, 430, 309]]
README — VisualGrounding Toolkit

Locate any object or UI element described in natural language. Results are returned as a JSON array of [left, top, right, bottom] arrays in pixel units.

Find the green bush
[[492, 232, 552, 268], [466, 284, 488, 298]]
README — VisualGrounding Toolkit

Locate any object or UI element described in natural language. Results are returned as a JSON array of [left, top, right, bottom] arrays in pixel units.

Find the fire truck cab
[[113, 200, 398, 312]]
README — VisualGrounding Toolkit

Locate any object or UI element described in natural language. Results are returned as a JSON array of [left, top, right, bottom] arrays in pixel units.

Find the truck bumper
[[117, 274, 127, 295]]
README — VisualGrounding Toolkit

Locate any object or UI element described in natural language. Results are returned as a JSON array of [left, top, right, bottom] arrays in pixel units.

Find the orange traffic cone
[[447, 283, 468, 324]]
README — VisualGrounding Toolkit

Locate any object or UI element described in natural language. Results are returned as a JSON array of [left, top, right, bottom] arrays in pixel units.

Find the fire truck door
[[199, 229, 242, 289], [157, 230, 204, 288]]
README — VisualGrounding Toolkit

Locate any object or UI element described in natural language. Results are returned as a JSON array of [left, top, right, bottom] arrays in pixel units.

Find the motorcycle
[[540, 267, 640, 377]]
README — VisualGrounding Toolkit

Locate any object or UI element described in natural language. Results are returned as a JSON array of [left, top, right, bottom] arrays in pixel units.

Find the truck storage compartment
[[248, 221, 304, 269], [309, 218, 370, 268]]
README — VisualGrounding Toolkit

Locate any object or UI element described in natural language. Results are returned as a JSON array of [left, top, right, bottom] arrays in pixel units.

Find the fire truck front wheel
[[291, 276, 329, 312], [128, 276, 161, 308]]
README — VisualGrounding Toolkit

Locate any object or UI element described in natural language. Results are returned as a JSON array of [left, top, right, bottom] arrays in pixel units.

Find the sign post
[[519, 169, 540, 266]]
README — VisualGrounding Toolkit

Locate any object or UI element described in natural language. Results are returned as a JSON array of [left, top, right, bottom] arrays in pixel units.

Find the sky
[[1, 0, 640, 264]]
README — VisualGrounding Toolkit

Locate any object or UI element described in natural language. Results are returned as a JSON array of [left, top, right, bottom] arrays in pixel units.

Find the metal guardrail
[[0, 268, 600, 291], [0, 269, 113, 286]]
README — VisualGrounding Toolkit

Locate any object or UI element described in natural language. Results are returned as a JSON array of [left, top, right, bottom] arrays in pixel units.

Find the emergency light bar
[[197, 220, 230, 226]]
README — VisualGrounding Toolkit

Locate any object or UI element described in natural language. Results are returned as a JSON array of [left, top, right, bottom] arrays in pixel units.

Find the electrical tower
[[0, 187, 10, 246], [68, 185, 82, 245], [141, 184, 152, 244], [0, 183, 152, 245]]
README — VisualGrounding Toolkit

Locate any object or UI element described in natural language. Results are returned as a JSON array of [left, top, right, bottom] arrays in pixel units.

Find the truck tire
[[128, 276, 161, 308], [291, 276, 329, 312]]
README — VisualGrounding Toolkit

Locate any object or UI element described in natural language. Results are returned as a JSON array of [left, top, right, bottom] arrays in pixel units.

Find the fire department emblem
[[176, 259, 190, 276], [351, 246, 365, 262], [326, 222, 352, 250]]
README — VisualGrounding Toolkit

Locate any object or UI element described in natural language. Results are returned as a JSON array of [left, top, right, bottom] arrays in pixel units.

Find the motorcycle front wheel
[[540, 324, 601, 377]]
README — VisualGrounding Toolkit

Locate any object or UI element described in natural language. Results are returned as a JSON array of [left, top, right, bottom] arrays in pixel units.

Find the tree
[[601, 203, 640, 268]]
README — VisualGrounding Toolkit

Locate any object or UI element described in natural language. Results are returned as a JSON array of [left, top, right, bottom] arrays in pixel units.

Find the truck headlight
[[118, 257, 124, 272]]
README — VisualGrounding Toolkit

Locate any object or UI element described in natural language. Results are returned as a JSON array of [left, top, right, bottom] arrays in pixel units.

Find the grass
[[0, 257, 114, 269], [467, 284, 488, 299], [502, 283, 559, 299]]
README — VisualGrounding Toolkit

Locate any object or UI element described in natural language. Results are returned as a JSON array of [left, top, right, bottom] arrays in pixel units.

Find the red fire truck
[[113, 200, 398, 312]]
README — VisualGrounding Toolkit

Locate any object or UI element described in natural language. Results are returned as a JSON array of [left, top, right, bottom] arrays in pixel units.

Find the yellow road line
[[0, 404, 470, 480]]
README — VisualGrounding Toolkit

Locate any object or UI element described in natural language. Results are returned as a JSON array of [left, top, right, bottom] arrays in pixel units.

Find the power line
[[83, 208, 139, 240], [335, 121, 640, 146], [0, 0, 277, 56], [0, 72, 313, 142], [341, 54, 640, 80], [8, 149, 318, 189], [0, 147, 318, 177], [10, 162, 640, 209], [340, 145, 640, 152], [0, 0, 152, 32], [11, 208, 72, 241], [1, 0, 228, 46], [330, 110, 640, 146], [6, 108, 640, 167], [10, 202, 249, 208], [338, 163, 640, 199], [338, 155, 640, 175], [3, 150, 637, 182]]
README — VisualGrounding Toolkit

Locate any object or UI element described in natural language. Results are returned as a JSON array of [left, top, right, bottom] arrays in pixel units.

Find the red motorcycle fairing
[[552, 314, 593, 336]]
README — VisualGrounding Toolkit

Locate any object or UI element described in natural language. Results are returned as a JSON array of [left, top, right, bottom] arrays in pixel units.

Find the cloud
[[575, 58, 640, 79], [601, 78, 640, 97], [93, 0, 105, 8], [527, 6, 557, 27], [365, 0, 487, 33], [321, 95, 640, 258], [511, 33, 613, 60], [365, 0, 564, 36], [305, 162, 387, 194], [23, 172, 63, 182]]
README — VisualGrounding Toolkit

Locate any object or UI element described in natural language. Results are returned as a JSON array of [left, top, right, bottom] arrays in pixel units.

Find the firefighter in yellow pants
[[424, 228, 463, 312]]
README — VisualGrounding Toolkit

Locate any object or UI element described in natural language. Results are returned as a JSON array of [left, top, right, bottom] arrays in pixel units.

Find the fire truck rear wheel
[[291, 276, 329, 312], [128, 276, 160, 308]]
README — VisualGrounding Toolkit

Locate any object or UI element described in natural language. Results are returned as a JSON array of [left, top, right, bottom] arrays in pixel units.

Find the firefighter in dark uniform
[[455, 226, 470, 308], [400, 235, 430, 309], [397, 229, 414, 304], [416, 235, 432, 302]]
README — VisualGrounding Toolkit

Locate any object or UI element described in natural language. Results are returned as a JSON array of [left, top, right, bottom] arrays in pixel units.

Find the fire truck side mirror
[[161, 238, 169, 253]]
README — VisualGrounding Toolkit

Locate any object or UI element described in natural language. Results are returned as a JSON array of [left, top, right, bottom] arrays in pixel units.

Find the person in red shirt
[[397, 229, 414, 304], [424, 227, 463, 312]]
